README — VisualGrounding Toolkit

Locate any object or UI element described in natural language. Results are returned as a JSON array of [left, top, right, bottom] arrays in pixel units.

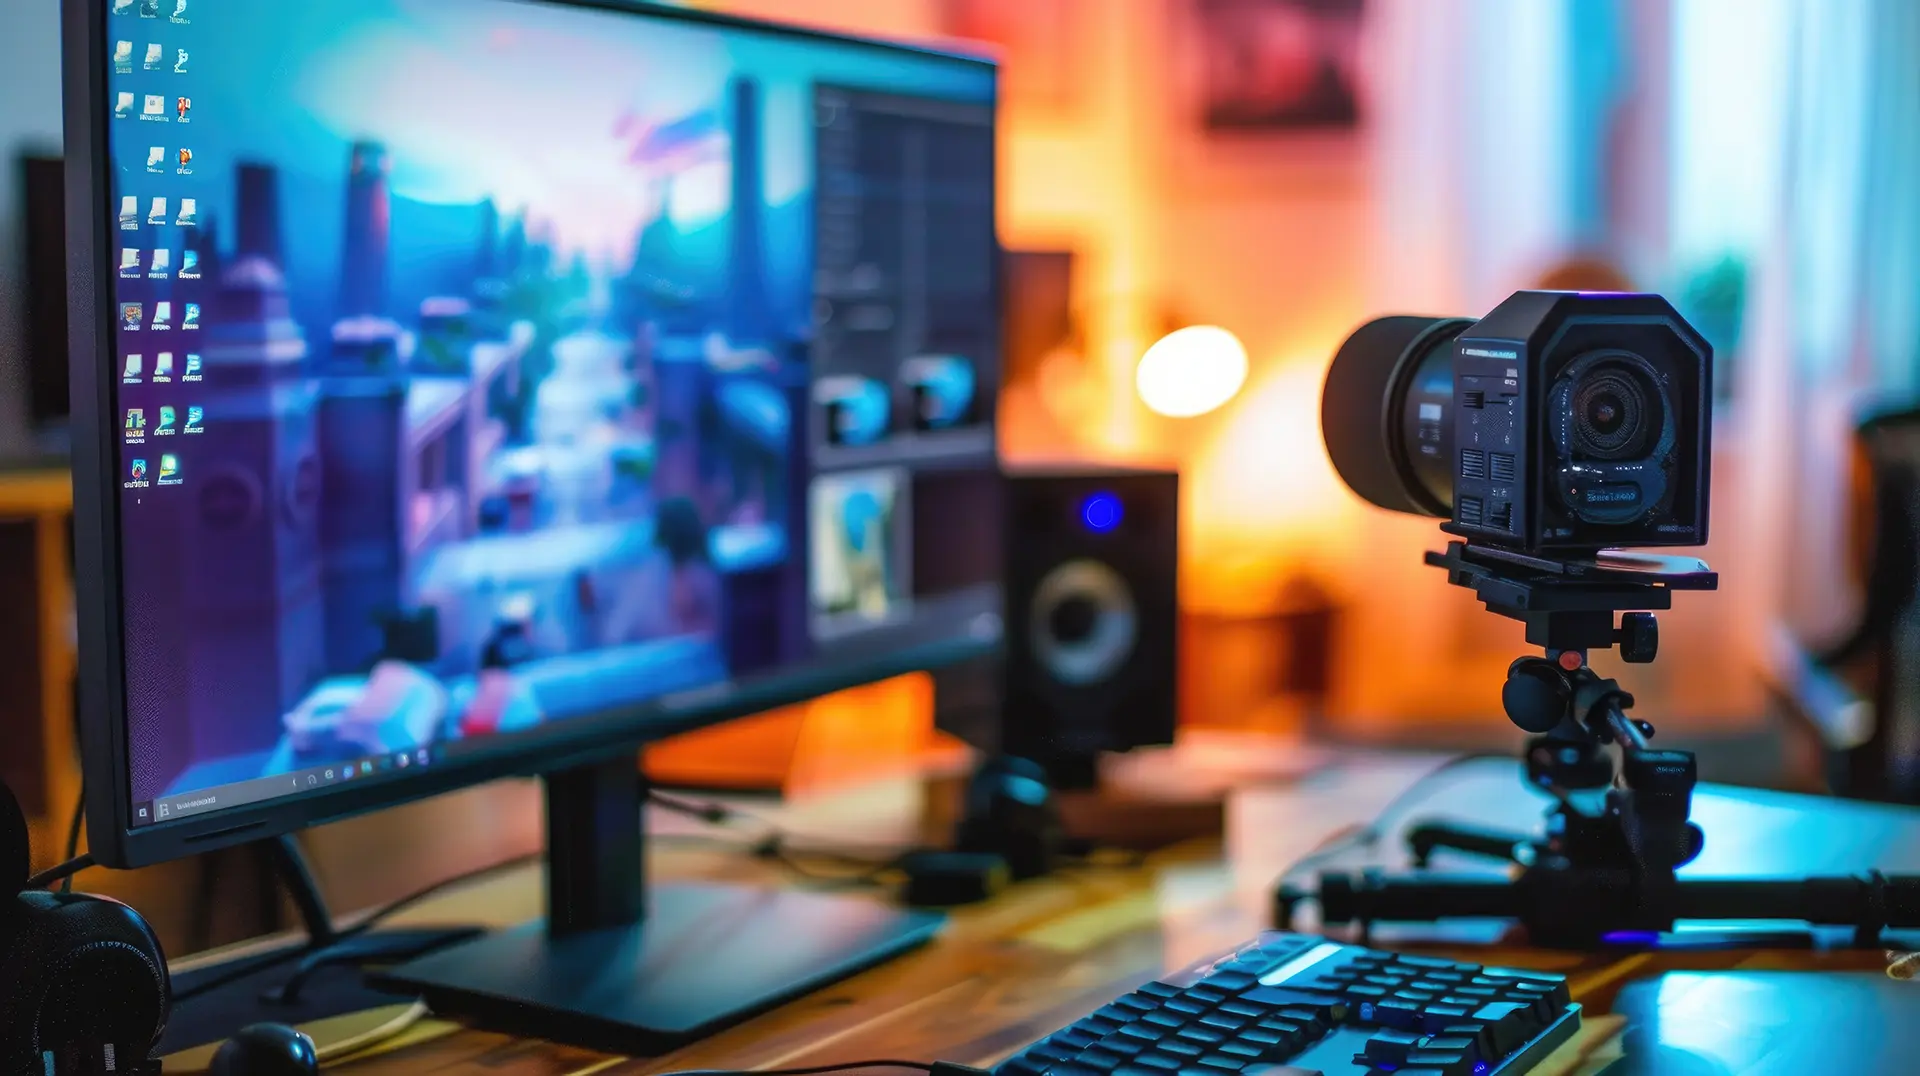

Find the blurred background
[[4, 0, 1917, 950]]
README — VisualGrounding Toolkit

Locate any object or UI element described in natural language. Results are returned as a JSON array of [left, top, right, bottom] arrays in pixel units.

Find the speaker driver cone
[[1029, 559, 1137, 686]]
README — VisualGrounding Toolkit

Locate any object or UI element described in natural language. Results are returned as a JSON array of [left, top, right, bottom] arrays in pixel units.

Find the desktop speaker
[[1000, 467, 1179, 787]]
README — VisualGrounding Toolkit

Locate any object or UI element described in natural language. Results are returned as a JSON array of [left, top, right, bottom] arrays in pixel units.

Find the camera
[[1322, 290, 1711, 555]]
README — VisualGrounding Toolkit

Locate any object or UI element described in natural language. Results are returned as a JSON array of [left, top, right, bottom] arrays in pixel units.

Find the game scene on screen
[[109, 0, 993, 802]]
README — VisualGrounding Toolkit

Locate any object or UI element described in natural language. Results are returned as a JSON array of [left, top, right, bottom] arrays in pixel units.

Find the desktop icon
[[129, 459, 147, 481], [125, 408, 146, 438], [149, 249, 171, 276], [324, 769, 335, 781], [151, 301, 172, 329], [115, 92, 135, 119], [142, 94, 166, 120], [396, 753, 410, 769], [113, 40, 134, 70], [158, 454, 181, 484], [182, 303, 200, 330], [176, 197, 198, 226], [155, 802, 169, 819], [360, 761, 372, 775], [306, 775, 317, 787], [147, 196, 167, 225], [179, 250, 200, 279], [118, 195, 139, 228], [143, 42, 163, 70], [182, 354, 202, 380], [170, 0, 189, 22], [119, 248, 141, 275], [173, 48, 188, 74], [178, 147, 193, 171], [156, 405, 176, 434], [175, 97, 191, 122], [415, 749, 430, 766], [122, 354, 143, 380], [120, 303, 143, 330], [113, 0, 134, 13], [184, 406, 203, 433], [139, 0, 160, 16], [154, 352, 174, 379], [145, 145, 165, 171]]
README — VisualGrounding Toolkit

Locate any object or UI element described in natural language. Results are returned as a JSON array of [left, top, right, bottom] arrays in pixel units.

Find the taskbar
[[130, 583, 1004, 830], [133, 744, 439, 826]]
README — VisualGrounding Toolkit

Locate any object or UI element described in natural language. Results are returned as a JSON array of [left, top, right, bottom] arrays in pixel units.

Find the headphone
[[1, 778, 171, 1074]]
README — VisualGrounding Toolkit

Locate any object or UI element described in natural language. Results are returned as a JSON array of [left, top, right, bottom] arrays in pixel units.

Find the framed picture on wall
[[1198, 0, 1364, 132]]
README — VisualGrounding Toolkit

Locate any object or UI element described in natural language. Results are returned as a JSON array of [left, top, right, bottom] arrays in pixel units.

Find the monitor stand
[[370, 754, 946, 1055]]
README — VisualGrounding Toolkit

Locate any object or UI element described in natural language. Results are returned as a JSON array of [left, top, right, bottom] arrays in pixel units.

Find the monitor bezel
[[63, 0, 1000, 871]]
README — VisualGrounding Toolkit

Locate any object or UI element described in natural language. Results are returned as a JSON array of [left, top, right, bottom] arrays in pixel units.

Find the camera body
[[1440, 291, 1711, 553]]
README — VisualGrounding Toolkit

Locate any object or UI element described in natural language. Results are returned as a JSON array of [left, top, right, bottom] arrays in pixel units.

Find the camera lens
[[1569, 364, 1654, 459]]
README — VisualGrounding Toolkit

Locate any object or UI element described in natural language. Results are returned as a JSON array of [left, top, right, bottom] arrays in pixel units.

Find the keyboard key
[[1197, 1012, 1250, 1032], [1175, 1027, 1227, 1047], [1347, 984, 1389, 1002], [1374, 999, 1426, 1031], [1276, 1006, 1331, 1036], [1077, 1017, 1125, 1039], [1241, 987, 1346, 1021], [1133, 1054, 1181, 1072], [1422, 1035, 1479, 1063], [1195, 1058, 1245, 1073], [1393, 954, 1465, 972], [1114, 1066, 1165, 1076], [1115, 1025, 1167, 1048], [1139, 981, 1181, 998], [1472, 1001, 1539, 1056], [1000, 1058, 1046, 1076], [1239, 1027, 1287, 1049], [1098, 1038, 1149, 1059], [1054, 1030, 1099, 1051], [1142, 1011, 1186, 1031], [1047, 1064, 1101, 1076], [1079, 1048, 1126, 1071], [1188, 985, 1230, 1004], [1417, 1004, 1471, 1034], [1216, 1001, 1266, 1019], [1217, 1043, 1264, 1061], [1165, 997, 1210, 1016], [1114, 993, 1161, 1014], [1408, 979, 1453, 994], [1361, 1029, 1424, 1066], [1161, 1041, 1205, 1059], [1403, 1051, 1473, 1076], [1093, 1005, 1138, 1025], [1203, 970, 1257, 992]]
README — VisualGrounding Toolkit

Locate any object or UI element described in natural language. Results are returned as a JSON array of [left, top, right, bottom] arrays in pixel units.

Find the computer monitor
[[63, 0, 999, 1050]]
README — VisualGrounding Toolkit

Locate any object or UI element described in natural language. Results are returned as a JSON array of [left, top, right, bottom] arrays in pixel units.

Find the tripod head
[[1432, 542, 1720, 901]]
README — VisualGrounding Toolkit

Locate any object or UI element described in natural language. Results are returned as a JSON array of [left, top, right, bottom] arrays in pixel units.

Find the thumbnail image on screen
[[809, 468, 906, 628], [100, 0, 995, 817]]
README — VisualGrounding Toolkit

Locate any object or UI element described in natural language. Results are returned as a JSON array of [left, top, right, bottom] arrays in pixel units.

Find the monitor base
[[371, 881, 943, 1055]]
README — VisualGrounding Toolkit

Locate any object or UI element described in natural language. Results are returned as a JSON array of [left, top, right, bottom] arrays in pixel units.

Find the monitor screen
[[94, 0, 1000, 827]]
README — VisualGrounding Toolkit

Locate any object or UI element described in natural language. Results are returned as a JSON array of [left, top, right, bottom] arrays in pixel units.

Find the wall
[[0, 0, 63, 456]]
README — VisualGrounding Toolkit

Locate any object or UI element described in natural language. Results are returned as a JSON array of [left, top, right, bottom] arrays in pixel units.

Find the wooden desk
[[175, 754, 1915, 1074]]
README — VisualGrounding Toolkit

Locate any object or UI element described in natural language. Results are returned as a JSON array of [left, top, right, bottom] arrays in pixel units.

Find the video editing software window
[[99, 0, 998, 825]]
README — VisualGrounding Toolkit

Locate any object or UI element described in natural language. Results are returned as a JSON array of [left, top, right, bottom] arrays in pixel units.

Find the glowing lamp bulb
[[1135, 326, 1248, 418]]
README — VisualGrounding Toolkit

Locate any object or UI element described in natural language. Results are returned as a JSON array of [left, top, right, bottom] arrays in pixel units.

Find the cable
[[24, 853, 94, 891], [174, 849, 546, 1005], [648, 790, 910, 886], [60, 780, 85, 893], [1277, 751, 1511, 884], [340, 850, 544, 937]]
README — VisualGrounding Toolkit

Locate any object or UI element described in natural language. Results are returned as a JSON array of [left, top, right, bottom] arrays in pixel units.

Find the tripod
[[1277, 541, 1920, 948]]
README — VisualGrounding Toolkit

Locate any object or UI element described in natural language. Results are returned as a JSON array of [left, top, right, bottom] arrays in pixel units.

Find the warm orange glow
[[1183, 356, 1359, 615], [1136, 326, 1249, 417]]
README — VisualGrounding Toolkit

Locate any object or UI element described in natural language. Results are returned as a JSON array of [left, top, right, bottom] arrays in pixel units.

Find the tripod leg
[[1405, 822, 1532, 867], [1676, 874, 1920, 947]]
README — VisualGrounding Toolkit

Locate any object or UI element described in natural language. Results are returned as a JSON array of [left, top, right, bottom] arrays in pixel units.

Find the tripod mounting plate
[[1425, 542, 1717, 655]]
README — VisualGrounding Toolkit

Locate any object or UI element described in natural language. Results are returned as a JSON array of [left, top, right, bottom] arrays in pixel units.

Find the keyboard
[[996, 932, 1579, 1076]]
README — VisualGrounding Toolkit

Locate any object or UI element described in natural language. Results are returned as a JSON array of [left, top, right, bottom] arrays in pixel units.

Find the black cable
[[1277, 751, 1512, 883], [342, 850, 544, 937], [60, 780, 85, 893], [25, 853, 95, 891], [648, 790, 911, 885]]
